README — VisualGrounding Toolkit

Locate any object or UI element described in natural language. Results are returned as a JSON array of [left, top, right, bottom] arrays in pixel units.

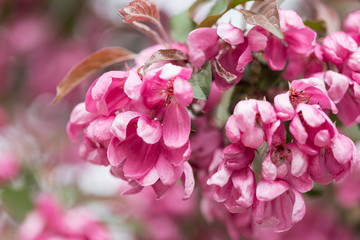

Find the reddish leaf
[[212, 59, 237, 84], [240, 0, 284, 39], [143, 49, 188, 72], [119, 0, 159, 23], [52, 47, 136, 104]]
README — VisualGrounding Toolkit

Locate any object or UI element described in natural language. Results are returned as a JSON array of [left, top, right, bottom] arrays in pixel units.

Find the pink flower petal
[[264, 36, 286, 71], [257, 100, 277, 124], [256, 180, 289, 201], [207, 163, 232, 187], [137, 166, 159, 186], [288, 143, 308, 177], [297, 104, 325, 128], [292, 190, 306, 223], [107, 137, 127, 166], [182, 162, 195, 200], [174, 78, 193, 106], [159, 63, 182, 80], [137, 116, 162, 144], [122, 140, 160, 179], [262, 153, 277, 181], [289, 114, 308, 144], [217, 23, 244, 45], [232, 168, 255, 208], [86, 115, 115, 143], [110, 111, 142, 141], [124, 70, 143, 100], [314, 129, 331, 147], [225, 115, 242, 143], [323, 71, 349, 104], [274, 92, 294, 121], [236, 45, 252, 72], [156, 155, 184, 185], [163, 104, 190, 149], [331, 134, 353, 165], [247, 27, 268, 52], [241, 127, 264, 149]]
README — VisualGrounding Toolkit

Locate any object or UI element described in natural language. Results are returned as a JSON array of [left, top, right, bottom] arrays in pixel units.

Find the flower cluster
[[68, 60, 195, 198], [65, 1, 360, 238]]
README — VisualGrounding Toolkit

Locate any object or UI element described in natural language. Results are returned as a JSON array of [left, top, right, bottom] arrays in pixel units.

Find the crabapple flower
[[253, 179, 306, 232], [143, 63, 193, 149], [226, 99, 277, 149], [188, 28, 219, 68], [309, 134, 359, 185], [264, 10, 316, 71], [67, 103, 112, 166], [289, 103, 337, 155], [274, 77, 337, 121], [85, 70, 143, 115], [207, 144, 256, 213], [262, 121, 313, 193], [343, 10, 360, 43], [322, 31, 358, 66], [214, 24, 267, 90], [279, 10, 316, 55], [18, 194, 110, 240], [108, 111, 194, 199]]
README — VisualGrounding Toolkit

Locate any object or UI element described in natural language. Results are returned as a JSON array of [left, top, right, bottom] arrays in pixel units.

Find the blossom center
[[289, 88, 309, 107]]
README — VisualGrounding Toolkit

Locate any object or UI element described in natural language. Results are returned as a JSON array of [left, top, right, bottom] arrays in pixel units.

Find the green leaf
[[304, 19, 326, 33], [170, 11, 196, 42], [1, 187, 33, 221], [189, 62, 212, 100], [208, 0, 228, 16], [198, 0, 255, 28]]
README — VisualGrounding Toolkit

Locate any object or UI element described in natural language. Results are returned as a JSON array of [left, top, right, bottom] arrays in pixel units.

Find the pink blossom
[[253, 179, 306, 232], [279, 10, 316, 55], [85, 70, 143, 115], [188, 28, 219, 68], [309, 133, 359, 185], [18, 194, 110, 240], [343, 10, 360, 43], [214, 25, 266, 90], [336, 91, 360, 126], [108, 111, 194, 199], [226, 99, 277, 149], [274, 77, 337, 121], [67, 103, 111, 166], [262, 121, 313, 193], [289, 103, 337, 155], [255, 203, 356, 240], [207, 144, 256, 213], [143, 63, 193, 149], [264, 10, 316, 71], [322, 31, 357, 66]]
